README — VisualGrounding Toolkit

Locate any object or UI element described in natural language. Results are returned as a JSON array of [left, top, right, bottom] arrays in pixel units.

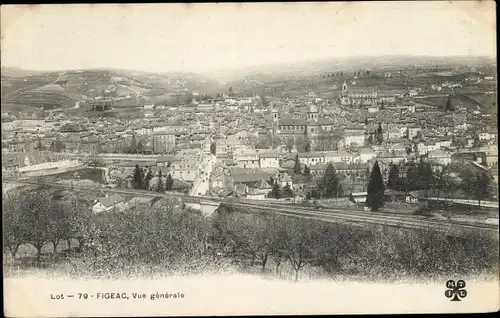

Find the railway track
[[4, 178, 498, 234], [229, 201, 451, 232]]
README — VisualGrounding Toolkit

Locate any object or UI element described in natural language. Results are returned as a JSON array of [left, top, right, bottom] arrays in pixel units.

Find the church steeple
[[272, 107, 279, 122], [342, 80, 348, 96], [307, 104, 318, 122]]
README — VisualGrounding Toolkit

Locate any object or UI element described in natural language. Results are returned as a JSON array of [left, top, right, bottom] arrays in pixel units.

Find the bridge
[[3, 178, 498, 237]]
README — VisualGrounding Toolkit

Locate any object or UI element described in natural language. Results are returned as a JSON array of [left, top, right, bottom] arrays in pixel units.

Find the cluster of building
[[2, 66, 498, 202]]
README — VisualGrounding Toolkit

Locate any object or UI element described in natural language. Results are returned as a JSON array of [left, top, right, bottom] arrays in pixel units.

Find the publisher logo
[[445, 280, 467, 301]]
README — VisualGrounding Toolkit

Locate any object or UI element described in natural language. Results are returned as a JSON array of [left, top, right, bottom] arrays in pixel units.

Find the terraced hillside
[[415, 93, 497, 114], [1, 75, 58, 101], [7, 90, 81, 109], [1, 67, 225, 114]]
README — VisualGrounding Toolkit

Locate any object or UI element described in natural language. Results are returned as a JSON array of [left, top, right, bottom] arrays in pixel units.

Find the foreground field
[[3, 190, 498, 283]]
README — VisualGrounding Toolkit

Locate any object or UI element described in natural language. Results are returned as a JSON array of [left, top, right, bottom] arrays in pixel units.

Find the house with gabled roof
[[92, 194, 127, 213], [247, 178, 273, 200]]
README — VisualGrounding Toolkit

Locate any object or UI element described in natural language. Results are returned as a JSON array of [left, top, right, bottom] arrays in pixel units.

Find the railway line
[[3, 178, 498, 236]]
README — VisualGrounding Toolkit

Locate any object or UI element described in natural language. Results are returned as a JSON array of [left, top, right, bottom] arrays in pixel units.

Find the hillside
[[417, 94, 491, 112], [1, 67, 49, 78], [1, 68, 224, 111], [214, 55, 496, 83]]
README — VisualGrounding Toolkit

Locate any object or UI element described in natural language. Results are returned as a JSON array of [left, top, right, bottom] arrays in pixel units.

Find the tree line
[[213, 204, 498, 281], [3, 188, 498, 281], [291, 154, 343, 200], [131, 164, 174, 192], [385, 160, 496, 207], [3, 189, 93, 266], [321, 70, 372, 78]]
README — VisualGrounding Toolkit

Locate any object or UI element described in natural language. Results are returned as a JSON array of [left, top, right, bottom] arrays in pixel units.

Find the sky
[[1, 2, 496, 73]]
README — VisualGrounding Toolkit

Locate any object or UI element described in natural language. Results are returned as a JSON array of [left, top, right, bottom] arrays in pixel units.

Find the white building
[[237, 153, 260, 169], [428, 150, 451, 165], [417, 142, 440, 155], [298, 152, 325, 166], [478, 132, 498, 142], [407, 127, 422, 140], [359, 148, 376, 163], [324, 151, 354, 164], [259, 153, 280, 169], [343, 132, 365, 147]]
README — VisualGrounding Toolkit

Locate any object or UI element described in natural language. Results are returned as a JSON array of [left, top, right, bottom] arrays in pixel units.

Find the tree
[[282, 183, 294, 198], [417, 161, 434, 201], [387, 163, 400, 190], [376, 123, 384, 145], [284, 218, 317, 282], [210, 142, 217, 155], [303, 165, 311, 181], [318, 163, 341, 198], [34, 139, 44, 151], [406, 161, 419, 191], [473, 135, 481, 150], [286, 138, 295, 153], [462, 171, 495, 207], [130, 135, 138, 153], [143, 168, 153, 190], [2, 192, 26, 258], [51, 140, 65, 152], [137, 139, 144, 154], [434, 165, 450, 201], [21, 190, 57, 266], [59, 198, 89, 254], [132, 164, 144, 190], [46, 201, 69, 255], [294, 136, 307, 152], [317, 130, 341, 151], [445, 96, 454, 112], [156, 170, 165, 192], [269, 181, 281, 199], [366, 161, 385, 212], [367, 134, 374, 145], [452, 136, 466, 151], [166, 173, 174, 191], [293, 154, 301, 174], [268, 215, 289, 276], [304, 140, 311, 153]]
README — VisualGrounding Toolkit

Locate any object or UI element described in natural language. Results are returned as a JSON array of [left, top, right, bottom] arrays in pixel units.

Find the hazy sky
[[1, 2, 496, 73]]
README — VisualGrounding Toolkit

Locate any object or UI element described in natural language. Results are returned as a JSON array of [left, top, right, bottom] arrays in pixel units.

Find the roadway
[[3, 178, 497, 236]]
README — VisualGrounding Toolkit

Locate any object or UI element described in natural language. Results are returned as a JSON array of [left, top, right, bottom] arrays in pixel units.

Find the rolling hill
[[1, 67, 224, 112]]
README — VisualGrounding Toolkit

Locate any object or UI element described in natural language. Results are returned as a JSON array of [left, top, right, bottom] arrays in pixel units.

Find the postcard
[[2, 2, 498, 316]]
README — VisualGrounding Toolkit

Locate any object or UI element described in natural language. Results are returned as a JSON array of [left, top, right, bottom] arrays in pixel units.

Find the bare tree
[[268, 215, 289, 276], [21, 191, 55, 266], [284, 217, 317, 281], [2, 191, 26, 258]]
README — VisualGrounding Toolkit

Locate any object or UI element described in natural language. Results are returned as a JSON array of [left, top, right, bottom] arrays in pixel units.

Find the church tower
[[307, 104, 318, 122], [342, 80, 348, 96], [271, 107, 279, 136]]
